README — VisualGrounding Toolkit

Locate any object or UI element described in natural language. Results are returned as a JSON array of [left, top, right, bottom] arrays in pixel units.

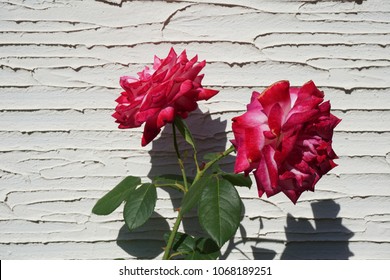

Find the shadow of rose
[[281, 200, 354, 259], [147, 108, 234, 237]]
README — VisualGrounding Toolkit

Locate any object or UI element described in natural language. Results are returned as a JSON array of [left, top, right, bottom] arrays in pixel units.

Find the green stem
[[193, 150, 200, 173], [162, 123, 188, 260], [162, 211, 183, 260], [206, 145, 235, 169], [162, 124, 236, 260], [194, 145, 236, 182], [172, 124, 189, 191], [154, 183, 186, 193]]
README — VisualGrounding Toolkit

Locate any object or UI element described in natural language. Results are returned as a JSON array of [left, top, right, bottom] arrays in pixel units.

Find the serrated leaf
[[163, 232, 195, 254], [123, 183, 157, 231], [198, 176, 242, 247], [185, 238, 220, 260], [153, 174, 193, 192], [92, 176, 141, 215], [174, 116, 196, 152], [196, 237, 220, 255], [180, 175, 210, 215], [221, 173, 252, 188]]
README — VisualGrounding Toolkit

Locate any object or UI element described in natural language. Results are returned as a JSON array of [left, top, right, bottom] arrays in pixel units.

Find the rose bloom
[[113, 48, 218, 146], [231, 81, 341, 203]]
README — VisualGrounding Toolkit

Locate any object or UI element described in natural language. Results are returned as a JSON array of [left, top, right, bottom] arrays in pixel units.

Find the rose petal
[[231, 80, 340, 203], [114, 48, 218, 145], [156, 106, 175, 128]]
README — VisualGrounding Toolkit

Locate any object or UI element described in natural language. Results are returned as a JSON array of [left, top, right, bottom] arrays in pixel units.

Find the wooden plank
[[0, 0, 389, 260]]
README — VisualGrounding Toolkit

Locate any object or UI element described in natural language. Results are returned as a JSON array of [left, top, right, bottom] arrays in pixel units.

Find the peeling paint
[[0, 0, 389, 260]]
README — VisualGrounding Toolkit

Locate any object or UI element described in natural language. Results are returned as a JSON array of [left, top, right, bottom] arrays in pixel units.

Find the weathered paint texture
[[1, 0, 389, 259]]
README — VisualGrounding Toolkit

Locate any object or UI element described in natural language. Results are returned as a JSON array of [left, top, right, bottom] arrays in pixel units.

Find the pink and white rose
[[231, 81, 341, 203], [113, 48, 218, 146]]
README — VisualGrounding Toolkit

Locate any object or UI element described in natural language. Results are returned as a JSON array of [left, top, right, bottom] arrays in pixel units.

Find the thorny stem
[[194, 145, 236, 182], [172, 123, 189, 191], [162, 123, 236, 260], [162, 123, 188, 260]]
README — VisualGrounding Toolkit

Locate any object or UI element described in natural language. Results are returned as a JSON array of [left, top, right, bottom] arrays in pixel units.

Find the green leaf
[[202, 153, 221, 173], [163, 233, 220, 260], [174, 116, 196, 152], [185, 238, 220, 260], [92, 176, 141, 215], [123, 183, 157, 231], [153, 174, 193, 192], [203, 152, 219, 161], [185, 251, 217, 260], [221, 172, 252, 188], [163, 232, 195, 254], [196, 237, 220, 255], [180, 175, 210, 215], [198, 175, 242, 247]]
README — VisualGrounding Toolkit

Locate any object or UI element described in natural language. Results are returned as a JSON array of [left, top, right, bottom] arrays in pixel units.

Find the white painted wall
[[1, 0, 389, 259]]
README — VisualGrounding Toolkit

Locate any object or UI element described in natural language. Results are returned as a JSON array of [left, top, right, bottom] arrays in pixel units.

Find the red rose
[[113, 48, 219, 146], [231, 81, 341, 203]]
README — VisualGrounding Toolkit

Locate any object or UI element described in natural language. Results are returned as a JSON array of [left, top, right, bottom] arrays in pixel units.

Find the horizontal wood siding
[[0, 0, 389, 259]]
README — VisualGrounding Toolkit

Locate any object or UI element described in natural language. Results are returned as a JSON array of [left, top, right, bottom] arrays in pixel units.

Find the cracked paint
[[0, 0, 389, 260]]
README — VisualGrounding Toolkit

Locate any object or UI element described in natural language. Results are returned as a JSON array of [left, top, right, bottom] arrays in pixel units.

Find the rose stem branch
[[193, 145, 236, 182], [162, 139, 236, 260], [162, 123, 189, 260], [163, 211, 183, 260], [172, 123, 189, 191]]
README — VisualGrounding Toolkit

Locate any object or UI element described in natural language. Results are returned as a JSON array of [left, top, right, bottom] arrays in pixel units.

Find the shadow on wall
[[115, 109, 236, 259], [148, 108, 234, 179], [281, 200, 354, 259], [115, 110, 353, 260], [220, 204, 279, 260], [221, 200, 353, 260], [116, 212, 170, 259], [148, 108, 235, 238]]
